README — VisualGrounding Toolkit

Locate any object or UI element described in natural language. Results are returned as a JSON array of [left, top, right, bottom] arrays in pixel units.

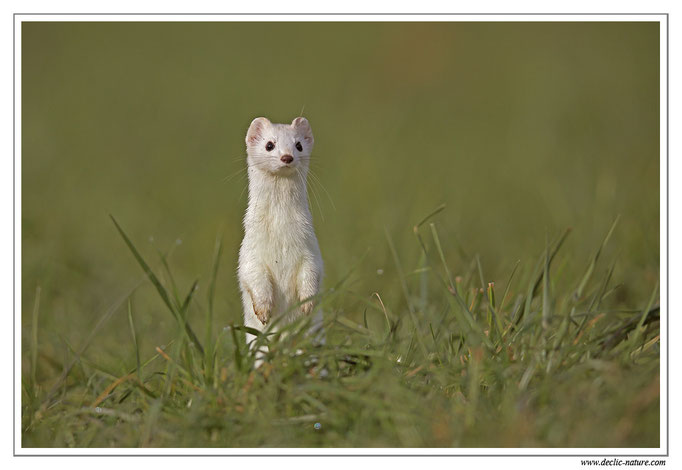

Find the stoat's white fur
[[238, 117, 324, 354]]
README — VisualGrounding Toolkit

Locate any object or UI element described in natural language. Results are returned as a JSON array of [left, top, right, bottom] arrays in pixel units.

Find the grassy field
[[21, 22, 660, 448]]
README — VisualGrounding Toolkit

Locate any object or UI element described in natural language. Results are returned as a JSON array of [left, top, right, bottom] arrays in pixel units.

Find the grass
[[21, 210, 660, 448]]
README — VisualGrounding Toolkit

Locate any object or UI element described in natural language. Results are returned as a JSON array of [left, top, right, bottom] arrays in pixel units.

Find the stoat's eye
[[265, 141, 275, 152], [296, 142, 303, 152]]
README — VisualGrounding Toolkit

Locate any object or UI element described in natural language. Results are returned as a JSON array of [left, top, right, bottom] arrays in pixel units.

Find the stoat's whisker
[[299, 167, 325, 222], [222, 167, 248, 183], [307, 169, 336, 211]]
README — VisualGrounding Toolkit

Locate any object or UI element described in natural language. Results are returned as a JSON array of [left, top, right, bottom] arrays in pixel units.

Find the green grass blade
[[126, 339, 175, 376], [574, 216, 619, 300], [385, 227, 413, 314], [337, 316, 373, 336], [204, 236, 223, 384], [627, 282, 659, 353], [385, 227, 428, 356], [111, 215, 177, 316], [476, 255, 485, 291], [499, 260, 520, 312], [446, 287, 493, 349], [429, 223, 455, 289], [110, 215, 204, 356], [228, 325, 244, 372], [414, 203, 446, 230], [157, 249, 182, 310], [534, 228, 570, 297], [518, 228, 571, 326], [178, 279, 200, 377], [179, 279, 198, 318], [206, 237, 223, 349], [127, 299, 141, 382], [542, 232, 551, 330], [486, 282, 504, 342], [30, 286, 41, 395], [574, 261, 616, 340], [231, 325, 265, 337]]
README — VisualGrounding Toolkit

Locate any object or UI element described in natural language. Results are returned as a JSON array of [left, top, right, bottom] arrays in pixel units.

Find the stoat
[[237, 116, 324, 356]]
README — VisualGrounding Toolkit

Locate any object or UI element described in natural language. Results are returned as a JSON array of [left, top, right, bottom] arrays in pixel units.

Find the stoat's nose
[[280, 154, 294, 164]]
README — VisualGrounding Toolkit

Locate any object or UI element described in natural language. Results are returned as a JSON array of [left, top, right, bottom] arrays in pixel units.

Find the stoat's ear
[[246, 117, 270, 146], [292, 117, 314, 144]]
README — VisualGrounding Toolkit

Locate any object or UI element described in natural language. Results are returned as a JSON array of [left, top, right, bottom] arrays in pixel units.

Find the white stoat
[[237, 116, 324, 355]]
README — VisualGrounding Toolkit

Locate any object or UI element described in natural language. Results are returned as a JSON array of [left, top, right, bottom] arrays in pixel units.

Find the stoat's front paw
[[300, 300, 315, 316], [252, 300, 272, 325]]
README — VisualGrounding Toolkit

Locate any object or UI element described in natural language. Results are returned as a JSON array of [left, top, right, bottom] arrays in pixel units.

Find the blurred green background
[[22, 22, 659, 371]]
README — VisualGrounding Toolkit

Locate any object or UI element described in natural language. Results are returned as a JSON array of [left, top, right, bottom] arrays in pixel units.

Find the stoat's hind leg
[[242, 292, 269, 368]]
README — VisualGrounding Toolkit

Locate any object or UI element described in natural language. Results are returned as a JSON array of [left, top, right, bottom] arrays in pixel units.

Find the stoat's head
[[245, 116, 314, 176]]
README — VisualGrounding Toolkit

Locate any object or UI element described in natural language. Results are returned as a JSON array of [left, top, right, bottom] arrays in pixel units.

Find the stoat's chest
[[243, 190, 314, 278]]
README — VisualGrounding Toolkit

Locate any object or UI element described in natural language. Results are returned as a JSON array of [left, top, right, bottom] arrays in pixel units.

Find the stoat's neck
[[246, 167, 310, 220]]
